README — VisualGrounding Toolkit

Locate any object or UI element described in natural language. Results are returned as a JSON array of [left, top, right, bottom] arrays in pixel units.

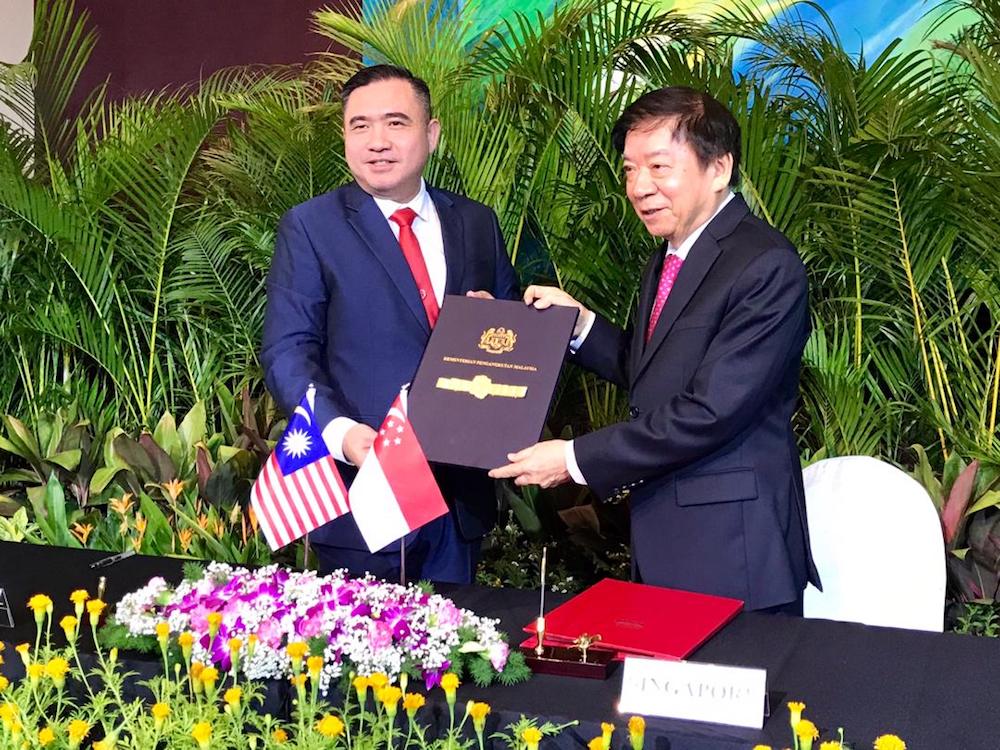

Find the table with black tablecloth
[[2, 541, 997, 749]]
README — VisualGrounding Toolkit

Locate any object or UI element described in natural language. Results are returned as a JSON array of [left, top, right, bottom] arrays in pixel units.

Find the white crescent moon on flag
[[294, 405, 312, 424], [387, 407, 406, 423]]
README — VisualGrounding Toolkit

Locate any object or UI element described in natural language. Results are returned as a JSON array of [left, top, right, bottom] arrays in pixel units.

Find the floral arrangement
[[751, 701, 907, 750], [0, 591, 652, 750], [106, 562, 529, 691]]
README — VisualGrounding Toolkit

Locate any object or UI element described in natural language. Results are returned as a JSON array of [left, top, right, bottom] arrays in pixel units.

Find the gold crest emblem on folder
[[478, 327, 517, 355], [436, 375, 527, 400]]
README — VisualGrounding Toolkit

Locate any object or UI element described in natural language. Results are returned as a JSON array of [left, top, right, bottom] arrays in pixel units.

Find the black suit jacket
[[261, 182, 519, 550], [573, 194, 820, 609]]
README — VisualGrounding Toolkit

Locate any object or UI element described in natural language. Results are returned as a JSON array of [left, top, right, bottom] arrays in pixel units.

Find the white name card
[[618, 656, 767, 729]]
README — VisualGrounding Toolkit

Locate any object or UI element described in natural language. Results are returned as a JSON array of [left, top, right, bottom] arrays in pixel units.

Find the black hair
[[340, 64, 433, 120], [611, 86, 741, 187]]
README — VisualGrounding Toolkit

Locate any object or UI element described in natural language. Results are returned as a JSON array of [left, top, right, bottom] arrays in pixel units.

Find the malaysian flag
[[251, 387, 349, 550]]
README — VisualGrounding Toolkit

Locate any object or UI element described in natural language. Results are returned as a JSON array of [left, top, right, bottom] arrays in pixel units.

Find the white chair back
[[802, 455, 945, 632]]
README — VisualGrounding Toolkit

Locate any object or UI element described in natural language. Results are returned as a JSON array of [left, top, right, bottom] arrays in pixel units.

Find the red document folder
[[522, 578, 743, 660]]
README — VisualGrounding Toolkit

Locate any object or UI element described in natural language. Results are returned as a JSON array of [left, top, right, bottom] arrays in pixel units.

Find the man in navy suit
[[491, 87, 820, 612], [261, 65, 519, 583]]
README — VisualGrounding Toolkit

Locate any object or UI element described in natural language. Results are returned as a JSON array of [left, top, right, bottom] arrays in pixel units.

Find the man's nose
[[367, 125, 390, 150], [631, 168, 656, 197]]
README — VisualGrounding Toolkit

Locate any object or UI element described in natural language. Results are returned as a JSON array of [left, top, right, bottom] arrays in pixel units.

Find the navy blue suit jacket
[[572, 194, 820, 610], [261, 182, 519, 550]]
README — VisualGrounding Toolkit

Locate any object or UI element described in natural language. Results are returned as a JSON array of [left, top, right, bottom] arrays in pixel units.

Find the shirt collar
[[668, 190, 735, 260], [372, 179, 431, 223]]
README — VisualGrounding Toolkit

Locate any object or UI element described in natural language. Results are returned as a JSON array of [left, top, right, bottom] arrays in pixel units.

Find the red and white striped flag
[[251, 387, 349, 550], [349, 388, 447, 552]]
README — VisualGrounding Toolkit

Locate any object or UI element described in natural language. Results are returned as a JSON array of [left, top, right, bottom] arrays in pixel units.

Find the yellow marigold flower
[[286, 641, 308, 663], [470, 701, 491, 720], [787, 701, 806, 728], [60, 615, 78, 642], [200, 666, 219, 688], [228, 637, 242, 657], [628, 716, 646, 750], [353, 674, 370, 700], [0, 676, 8, 693], [69, 589, 89, 610], [206, 612, 223, 636], [470, 701, 491, 731], [93, 740, 115, 750], [307, 655, 324, 679], [751, 746, 772, 750], [873, 735, 906, 750], [0, 701, 17, 723], [151, 702, 170, 719], [224, 686, 242, 708], [588, 737, 604, 750], [155, 622, 170, 642], [45, 657, 70, 688], [67, 719, 90, 747], [795, 719, 819, 740], [819, 743, 841, 750], [379, 685, 403, 717], [191, 721, 212, 749], [522, 726, 543, 750], [38, 726, 56, 745], [600, 722, 615, 750], [369, 671, 389, 689], [440, 672, 460, 698], [86, 599, 107, 626], [151, 702, 170, 730], [28, 662, 45, 683], [403, 691, 425, 716], [290, 673, 307, 689], [247, 633, 259, 654], [178, 631, 195, 658], [15, 643, 30, 667], [272, 728, 289, 743], [27, 594, 53, 617], [316, 714, 345, 738]]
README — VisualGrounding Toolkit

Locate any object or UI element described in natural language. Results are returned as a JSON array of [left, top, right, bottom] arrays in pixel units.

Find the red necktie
[[390, 207, 439, 328], [646, 253, 683, 342]]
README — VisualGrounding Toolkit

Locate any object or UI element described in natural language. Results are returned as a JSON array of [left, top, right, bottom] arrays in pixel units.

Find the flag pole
[[303, 533, 311, 571], [400, 538, 406, 586]]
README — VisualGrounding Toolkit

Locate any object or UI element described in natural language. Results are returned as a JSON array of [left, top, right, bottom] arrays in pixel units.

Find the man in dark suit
[[261, 65, 519, 583], [491, 87, 819, 612]]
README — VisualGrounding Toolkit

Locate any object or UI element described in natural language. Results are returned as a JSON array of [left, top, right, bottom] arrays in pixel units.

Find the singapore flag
[[348, 388, 448, 552]]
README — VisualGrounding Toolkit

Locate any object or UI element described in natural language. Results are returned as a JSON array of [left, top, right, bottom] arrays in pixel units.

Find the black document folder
[[408, 295, 577, 469]]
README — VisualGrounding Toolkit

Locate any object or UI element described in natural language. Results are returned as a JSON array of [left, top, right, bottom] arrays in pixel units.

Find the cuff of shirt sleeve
[[564, 439, 587, 485], [322, 417, 360, 464], [569, 309, 596, 353]]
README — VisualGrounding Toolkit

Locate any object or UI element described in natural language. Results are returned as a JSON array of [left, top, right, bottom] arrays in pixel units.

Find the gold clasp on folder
[[435, 374, 527, 400]]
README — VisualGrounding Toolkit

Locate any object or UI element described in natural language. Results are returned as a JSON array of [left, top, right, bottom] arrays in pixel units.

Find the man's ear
[[427, 118, 441, 153], [712, 153, 734, 192]]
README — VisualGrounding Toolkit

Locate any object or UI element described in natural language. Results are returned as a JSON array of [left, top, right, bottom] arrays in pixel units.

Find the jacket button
[[629, 406, 639, 419]]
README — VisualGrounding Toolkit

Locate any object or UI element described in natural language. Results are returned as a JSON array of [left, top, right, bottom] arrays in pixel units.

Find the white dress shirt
[[564, 191, 735, 485], [323, 179, 447, 463]]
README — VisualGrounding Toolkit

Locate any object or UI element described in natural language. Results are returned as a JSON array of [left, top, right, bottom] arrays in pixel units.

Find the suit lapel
[[343, 182, 430, 334], [430, 187, 467, 296], [634, 193, 749, 380]]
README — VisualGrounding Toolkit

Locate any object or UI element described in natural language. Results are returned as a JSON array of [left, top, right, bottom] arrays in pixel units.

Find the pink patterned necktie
[[646, 253, 683, 343]]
